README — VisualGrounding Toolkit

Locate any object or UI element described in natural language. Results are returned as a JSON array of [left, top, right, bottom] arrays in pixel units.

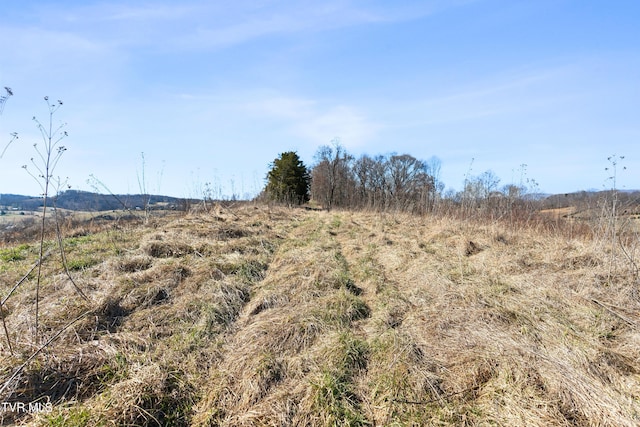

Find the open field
[[0, 205, 639, 426]]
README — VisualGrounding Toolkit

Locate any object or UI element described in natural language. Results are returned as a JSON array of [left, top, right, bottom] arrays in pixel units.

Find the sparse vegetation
[[0, 86, 18, 159], [0, 202, 638, 426]]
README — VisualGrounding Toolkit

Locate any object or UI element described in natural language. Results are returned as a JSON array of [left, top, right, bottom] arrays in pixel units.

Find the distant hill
[[541, 190, 640, 209], [3, 189, 639, 214], [0, 190, 198, 212]]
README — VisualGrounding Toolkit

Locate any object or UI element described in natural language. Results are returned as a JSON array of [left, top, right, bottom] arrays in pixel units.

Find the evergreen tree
[[265, 151, 310, 205]]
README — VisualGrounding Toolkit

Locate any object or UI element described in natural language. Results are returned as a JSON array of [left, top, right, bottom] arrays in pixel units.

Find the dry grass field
[[0, 204, 639, 426]]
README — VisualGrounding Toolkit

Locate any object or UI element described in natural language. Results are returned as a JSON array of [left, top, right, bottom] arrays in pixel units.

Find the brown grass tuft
[[1, 205, 639, 426]]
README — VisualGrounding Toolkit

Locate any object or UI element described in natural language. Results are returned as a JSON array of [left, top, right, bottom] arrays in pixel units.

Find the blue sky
[[0, 0, 638, 198]]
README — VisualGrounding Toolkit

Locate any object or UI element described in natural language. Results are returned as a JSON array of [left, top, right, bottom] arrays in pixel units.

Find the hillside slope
[[0, 206, 639, 426]]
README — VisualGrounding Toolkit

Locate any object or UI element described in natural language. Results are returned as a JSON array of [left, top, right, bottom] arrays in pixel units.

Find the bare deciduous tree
[[311, 139, 354, 210]]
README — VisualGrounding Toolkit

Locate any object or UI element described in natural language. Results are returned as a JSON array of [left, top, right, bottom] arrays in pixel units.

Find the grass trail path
[[2, 206, 638, 426]]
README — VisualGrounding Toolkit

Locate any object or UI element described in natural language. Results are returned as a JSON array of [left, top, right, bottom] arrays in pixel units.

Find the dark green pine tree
[[265, 151, 310, 205]]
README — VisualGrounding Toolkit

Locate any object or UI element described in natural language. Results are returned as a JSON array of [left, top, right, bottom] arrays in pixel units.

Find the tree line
[[263, 142, 541, 217], [309, 142, 443, 213]]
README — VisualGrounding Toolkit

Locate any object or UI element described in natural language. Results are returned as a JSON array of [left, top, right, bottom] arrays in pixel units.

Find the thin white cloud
[[244, 95, 316, 120], [0, 26, 106, 60], [13, 0, 470, 52], [390, 64, 581, 127], [242, 92, 381, 148], [167, 0, 480, 51], [99, 4, 197, 22], [292, 105, 380, 148]]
